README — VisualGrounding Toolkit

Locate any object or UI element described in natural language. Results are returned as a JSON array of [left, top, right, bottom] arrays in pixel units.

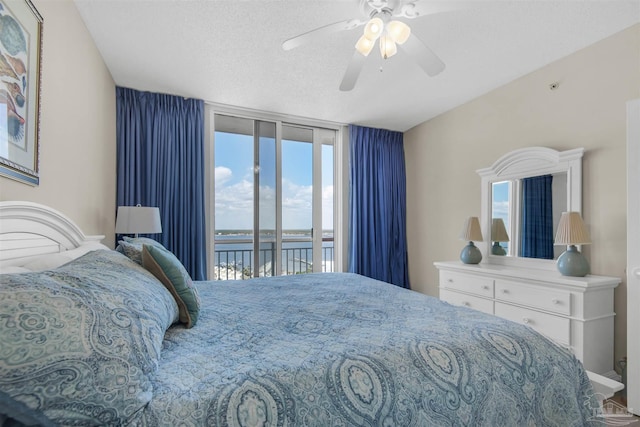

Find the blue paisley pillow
[[0, 250, 179, 425], [117, 237, 165, 265]]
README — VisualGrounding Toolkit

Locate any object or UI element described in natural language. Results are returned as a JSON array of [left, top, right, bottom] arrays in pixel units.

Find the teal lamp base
[[492, 241, 506, 256], [460, 242, 482, 264], [557, 245, 590, 277]]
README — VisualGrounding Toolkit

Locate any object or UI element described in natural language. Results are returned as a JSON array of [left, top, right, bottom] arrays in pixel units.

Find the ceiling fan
[[282, 0, 459, 91]]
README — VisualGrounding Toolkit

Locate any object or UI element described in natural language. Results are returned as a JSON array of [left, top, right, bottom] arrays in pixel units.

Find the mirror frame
[[477, 147, 584, 270]]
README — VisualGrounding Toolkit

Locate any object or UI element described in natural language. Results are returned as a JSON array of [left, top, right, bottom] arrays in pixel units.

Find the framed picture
[[0, 0, 42, 186]]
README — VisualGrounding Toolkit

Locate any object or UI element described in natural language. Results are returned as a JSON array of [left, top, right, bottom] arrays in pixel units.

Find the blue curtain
[[348, 125, 410, 288], [116, 87, 207, 280], [521, 174, 554, 259]]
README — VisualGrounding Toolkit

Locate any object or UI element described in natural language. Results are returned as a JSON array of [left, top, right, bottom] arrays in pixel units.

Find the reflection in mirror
[[491, 218, 509, 255], [491, 172, 567, 260]]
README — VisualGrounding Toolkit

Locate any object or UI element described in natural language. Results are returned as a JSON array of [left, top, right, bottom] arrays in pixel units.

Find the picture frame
[[0, 0, 42, 186]]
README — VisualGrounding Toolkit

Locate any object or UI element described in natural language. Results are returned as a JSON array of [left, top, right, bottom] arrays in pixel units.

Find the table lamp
[[491, 218, 509, 256], [459, 216, 483, 264], [554, 211, 591, 277]]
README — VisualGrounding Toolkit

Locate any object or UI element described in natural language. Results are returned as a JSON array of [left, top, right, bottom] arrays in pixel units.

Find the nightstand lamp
[[554, 211, 591, 277], [491, 218, 509, 256], [459, 216, 483, 264], [115, 205, 162, 237]]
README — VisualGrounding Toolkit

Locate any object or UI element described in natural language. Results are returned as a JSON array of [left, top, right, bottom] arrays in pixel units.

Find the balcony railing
[[213, 238, 334, 280]]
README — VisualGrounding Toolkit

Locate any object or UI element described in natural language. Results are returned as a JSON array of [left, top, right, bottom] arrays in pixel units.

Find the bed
[[0, 201, 604, 426]]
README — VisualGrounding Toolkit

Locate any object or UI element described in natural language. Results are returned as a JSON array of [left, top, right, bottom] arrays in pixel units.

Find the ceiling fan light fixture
[[355, 34, 375, 56], [379, 34, 397, 59], [363, 17, 384, 40], [387, 20, 411, 44]]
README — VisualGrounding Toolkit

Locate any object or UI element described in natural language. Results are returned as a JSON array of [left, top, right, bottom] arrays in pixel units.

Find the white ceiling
[[74, 0, 640, 132]]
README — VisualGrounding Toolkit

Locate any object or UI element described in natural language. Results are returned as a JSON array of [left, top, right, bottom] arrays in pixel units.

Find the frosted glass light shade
[[554, 212, 591, 245], [379, 34, 397, 59], [355, 34, 375, 56], [387, 20, 411, 44], [363, 17, 384, 40], [459, 216, 483, 242], [115, 206, 162, 235]]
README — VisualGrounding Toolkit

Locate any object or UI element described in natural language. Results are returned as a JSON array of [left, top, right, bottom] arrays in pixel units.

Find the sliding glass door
[[213, 114, 335, 280]]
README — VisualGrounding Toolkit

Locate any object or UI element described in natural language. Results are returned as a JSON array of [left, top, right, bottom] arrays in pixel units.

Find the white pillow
[[22, 242, 110, 271]]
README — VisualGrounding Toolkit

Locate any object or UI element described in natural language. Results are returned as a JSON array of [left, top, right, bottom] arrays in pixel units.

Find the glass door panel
[[213, 115, 254, 280], [282, 125, 313, 274], [256, 121, 276, 277]]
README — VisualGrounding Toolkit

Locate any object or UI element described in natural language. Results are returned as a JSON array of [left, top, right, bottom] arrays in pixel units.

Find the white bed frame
[[0, 201, 104, 268]]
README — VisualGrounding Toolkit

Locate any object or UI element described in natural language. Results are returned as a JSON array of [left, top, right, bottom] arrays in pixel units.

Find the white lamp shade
[[491, 218, 510, 242], [115, 206, 162, 234], [379, 34, 397, 59], [554, 211, 591, 245], [355, 34, 375, 56], [363, 17, 384, 40], [459, 216, 483, 242], [387, 20, 411, 45]]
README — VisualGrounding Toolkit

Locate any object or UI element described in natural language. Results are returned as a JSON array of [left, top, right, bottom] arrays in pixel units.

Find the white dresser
[[434, 261, 620, 376]]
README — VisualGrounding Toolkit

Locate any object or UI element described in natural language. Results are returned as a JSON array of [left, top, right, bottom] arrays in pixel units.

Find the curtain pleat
[[348, 125, 410, 289], [520, 174, 554, 259], [116, 87, 207, 280]]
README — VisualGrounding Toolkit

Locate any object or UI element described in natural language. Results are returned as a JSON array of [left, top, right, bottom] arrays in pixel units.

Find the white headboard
[[0, 201, 105, 267]]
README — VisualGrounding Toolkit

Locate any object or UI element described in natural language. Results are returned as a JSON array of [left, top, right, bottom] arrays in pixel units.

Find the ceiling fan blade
[[282, 19, 363, 51], [400, 33, 445, 77], [339, 51, 367, 92]]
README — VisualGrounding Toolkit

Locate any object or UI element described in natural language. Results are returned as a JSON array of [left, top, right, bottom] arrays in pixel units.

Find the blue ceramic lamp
[[554, 211, 591, 277], [491, 218, 509, 256], [459, 216, 483, 264]]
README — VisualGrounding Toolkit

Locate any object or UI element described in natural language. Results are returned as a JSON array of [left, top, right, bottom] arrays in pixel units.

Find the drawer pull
[[501, 289, 509, 294], [552, 298, 560, 305], [448, 279, 454, 283], [482, 285, 489, 290], [462, 302, 470, 307], [522, 317, 531, 324]]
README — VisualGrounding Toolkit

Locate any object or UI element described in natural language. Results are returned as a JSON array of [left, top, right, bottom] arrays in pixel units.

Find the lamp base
[[460, 241, 482, 264], [492, 241, 506, 256], [557, 245, 590, 277]]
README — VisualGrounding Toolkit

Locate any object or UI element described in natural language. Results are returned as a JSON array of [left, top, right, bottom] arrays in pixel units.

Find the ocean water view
[[214, 230, 334, 280]]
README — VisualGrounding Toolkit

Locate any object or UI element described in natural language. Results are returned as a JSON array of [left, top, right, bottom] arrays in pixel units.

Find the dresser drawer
[[440, 289, 494, 315], [440, 271, 494, 298], [495, 302, 570, 346], [495, 279, 571, 315]]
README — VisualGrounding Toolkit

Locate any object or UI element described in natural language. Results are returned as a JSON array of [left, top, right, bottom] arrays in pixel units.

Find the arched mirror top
[[477, 146, 584, 270]]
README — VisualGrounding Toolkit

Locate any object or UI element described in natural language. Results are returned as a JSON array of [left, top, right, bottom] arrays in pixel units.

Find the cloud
[[215, 178, 334, 231], [214, 166, 232, 188]]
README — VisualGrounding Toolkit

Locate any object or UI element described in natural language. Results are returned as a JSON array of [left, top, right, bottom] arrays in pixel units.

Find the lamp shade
[[491, 218, 510, 242], [355, 34, 375, 56], [379, 34, 397, 59], [363, 17, 384, 40], [459, 216, 483, 242], [387, 20, 411, 45], [115, 206, 162, 235], [554, 211, 591, 245]]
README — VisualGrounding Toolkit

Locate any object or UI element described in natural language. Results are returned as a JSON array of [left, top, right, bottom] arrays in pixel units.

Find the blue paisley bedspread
[[137, 272, 601, 426]]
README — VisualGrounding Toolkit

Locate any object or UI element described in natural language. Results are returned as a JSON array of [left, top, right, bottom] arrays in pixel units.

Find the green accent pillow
[[142, 244, 201, 328]]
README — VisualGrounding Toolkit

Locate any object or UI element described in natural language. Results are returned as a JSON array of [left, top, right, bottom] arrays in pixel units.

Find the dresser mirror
[[477, 147, 584, 270]]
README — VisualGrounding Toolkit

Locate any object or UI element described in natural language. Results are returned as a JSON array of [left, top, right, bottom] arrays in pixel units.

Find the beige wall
[[0, 0, 116, 247], [405, 24, 640, 366]]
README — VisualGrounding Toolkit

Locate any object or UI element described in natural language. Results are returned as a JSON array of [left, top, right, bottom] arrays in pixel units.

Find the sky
[[214, 131, 334, 231]]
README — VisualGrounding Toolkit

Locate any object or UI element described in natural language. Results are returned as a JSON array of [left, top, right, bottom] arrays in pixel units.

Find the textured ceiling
[[74, 0, 640, 131]]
